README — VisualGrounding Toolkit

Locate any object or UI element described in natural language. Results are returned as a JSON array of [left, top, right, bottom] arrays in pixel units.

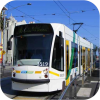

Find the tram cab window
[[13, 34, 53, 66], [52, 35, 64, 71]]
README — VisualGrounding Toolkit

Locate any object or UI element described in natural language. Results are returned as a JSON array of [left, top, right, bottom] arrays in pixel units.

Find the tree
[[95, 46, 98, 51]]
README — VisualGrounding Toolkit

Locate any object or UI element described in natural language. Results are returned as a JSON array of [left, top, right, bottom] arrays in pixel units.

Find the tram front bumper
[[12, 78, 50, 92], [12, 78, 50, 84]]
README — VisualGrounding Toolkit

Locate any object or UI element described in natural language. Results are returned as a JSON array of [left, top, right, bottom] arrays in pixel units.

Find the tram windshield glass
[[13, 24, 53, 67]]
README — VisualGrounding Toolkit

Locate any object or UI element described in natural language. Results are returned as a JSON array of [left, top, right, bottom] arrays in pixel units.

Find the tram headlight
[[12, 68, 16, 77], [18, 64, 21, 66], [44, 74, 48, 78], [43, 68, 48, 78], [13, 73, 16, 77]]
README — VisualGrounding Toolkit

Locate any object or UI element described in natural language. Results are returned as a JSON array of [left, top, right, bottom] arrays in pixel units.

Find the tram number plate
[[60, 74, 64, 77], [39, 62, 48, 67]]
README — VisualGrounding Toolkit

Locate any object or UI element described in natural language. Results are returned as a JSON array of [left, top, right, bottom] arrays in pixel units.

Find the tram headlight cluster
[[43, 68, 48, 78], [12, 68, 16, 77]]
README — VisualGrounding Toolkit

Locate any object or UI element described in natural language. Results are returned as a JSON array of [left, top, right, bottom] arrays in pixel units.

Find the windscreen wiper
[[18, 60, 24, 65]]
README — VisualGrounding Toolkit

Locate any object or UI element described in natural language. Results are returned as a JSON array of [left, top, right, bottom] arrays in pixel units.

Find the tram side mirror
[[59, 31, 64, 48], [59, 37, 64, 48], [7, 41, 12, 50], [61, 38, 64, 48], [59, 31, 62, 38]]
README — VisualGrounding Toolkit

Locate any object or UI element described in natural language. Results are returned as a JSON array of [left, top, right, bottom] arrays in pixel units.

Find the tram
[[8, 23, 97, 92]]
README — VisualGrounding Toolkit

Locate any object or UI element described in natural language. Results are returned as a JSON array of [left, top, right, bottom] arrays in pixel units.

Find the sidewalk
[[76, 75, 99, 99], [0, 65, 12, 79], [0, 64, 12, 69], [77, 69, 100, 100], [62, 69, 100, 100]]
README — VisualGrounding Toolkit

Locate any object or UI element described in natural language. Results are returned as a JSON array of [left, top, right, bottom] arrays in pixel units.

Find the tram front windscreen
[[13, 24, 54, 67]]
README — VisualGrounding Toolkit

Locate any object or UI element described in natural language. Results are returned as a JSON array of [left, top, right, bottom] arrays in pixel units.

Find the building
[[3, 16, 26, 64], [0, 7, 7, 64]]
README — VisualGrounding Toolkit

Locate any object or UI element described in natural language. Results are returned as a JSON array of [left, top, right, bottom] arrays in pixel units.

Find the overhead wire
[[13, 13, 57, 17], [54, 0, 99, 40], [7, 2, 99, 41], [58, 0, 70, 14], [84, 24, 99, 27], [8, 4, 42, 22], [53, 0, 69, 17]]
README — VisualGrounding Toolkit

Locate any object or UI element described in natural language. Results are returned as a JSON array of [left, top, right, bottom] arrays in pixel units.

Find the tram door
[[86, 48, 88, 71], [91, 49, 93, 70], [66, 40, 69, 86], [82, 47, 85, 70]]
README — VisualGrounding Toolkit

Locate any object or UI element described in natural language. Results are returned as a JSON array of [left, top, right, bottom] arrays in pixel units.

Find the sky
[[0, 0, 99, 48]]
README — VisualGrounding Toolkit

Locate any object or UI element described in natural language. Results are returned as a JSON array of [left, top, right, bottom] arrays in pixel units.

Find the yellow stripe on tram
[[35, 71, 42, 74], [66, 40, 70, 86], [66, 40, 69, 45], [49, 71, 59, 77], [16, 70, 21, 73]]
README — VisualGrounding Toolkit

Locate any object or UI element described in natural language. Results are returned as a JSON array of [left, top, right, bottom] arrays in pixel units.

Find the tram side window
[[52, 35, 64, 71], [71, 42, 78, 68]]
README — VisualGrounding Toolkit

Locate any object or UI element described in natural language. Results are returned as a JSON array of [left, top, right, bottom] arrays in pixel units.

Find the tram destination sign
[[14, 24, 54, 36]]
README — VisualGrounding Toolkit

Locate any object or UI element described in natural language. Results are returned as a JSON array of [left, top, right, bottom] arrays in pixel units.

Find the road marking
[[91, 81, 99, 83], [77, 88, 92, 97]]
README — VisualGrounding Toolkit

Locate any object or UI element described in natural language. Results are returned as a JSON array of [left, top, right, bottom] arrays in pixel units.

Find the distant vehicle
[[96, 56, 99, 61], [8, 23, 97, 92]]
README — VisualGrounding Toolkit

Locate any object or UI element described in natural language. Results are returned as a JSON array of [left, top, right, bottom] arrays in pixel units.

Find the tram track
[[46, 91, 62, 100], [11, 91, 62, 100]]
